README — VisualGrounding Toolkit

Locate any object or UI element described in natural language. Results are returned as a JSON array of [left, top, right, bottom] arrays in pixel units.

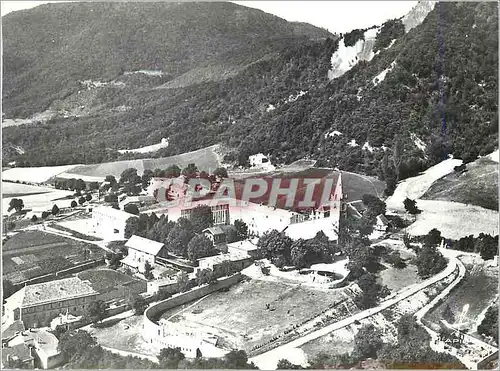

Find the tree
[[225, 228, 239, 244], [120, 168, 139, 184], [176, 271, 192, 293], [213, 167, 228, 179], [86, 300, 107, 324], [166, 218, 195, 256], [158, 347, 185, 369], [131, 296, 148, 315], [8, 198, 24, 212], [403, 197, 421, 215], [353, 324, 383, 359], [425, 228, 442, 247], [362, 195, 386, 219], [85, 193, 92, 202], [75, 179, 86, 192], [195, 268, 215, 285], [277, 359, 303, 369], [258, 230, 293, 266], [181, 163, 198, 178], [79, 196, 86, 205], [58, 330, 99, 361], [165, 165, 181, 178], [30, 214, 38, 222], [415, 245, 447, 278], [124, 203, 140, 216], [357, 216, 375, 237], [52, 204, 60, 215], [88, 182, 99, 191], [187, 234, 214, 263], [71, 200, 78, 208], [105, 175, 117, 184], [477, 305, 498, 343], [143, 260, 154, 280], [124, 217, 139, 239], [141, 169, 154, 189], [42, 211, 50, 219], [224, 350, 252, 369], [190, 205, 214, 233], [442, 304, 455, 324], [234, 219, 249, 240], [355, 272, 390, 309]]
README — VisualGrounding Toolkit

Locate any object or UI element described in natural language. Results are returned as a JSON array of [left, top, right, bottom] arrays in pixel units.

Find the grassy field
[[64, 145, 221, 178], [379, 263, 422, 293], [2, 230, 104, 284], [424, 257, 498, 330], [158, 279, 348, 352], [421, 157, 498, 210]]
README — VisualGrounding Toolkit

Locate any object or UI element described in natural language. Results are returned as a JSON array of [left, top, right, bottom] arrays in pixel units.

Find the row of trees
[[55, 328, 257, 369], [257, 229, 338, 269]]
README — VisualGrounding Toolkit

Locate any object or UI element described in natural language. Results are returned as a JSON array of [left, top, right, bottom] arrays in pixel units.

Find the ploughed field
[[2, 230, 104, 285]]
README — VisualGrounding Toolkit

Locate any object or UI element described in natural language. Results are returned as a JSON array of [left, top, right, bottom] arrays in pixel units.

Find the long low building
[[92, 206, 138, 240], [4, 277, 98, 328]]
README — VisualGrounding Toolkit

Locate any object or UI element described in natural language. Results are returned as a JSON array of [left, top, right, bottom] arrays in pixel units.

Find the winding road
[[250, 252, 461, 370]]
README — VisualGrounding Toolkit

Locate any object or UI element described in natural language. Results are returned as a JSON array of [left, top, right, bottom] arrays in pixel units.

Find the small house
[[374, 214, 390, 233], [121, 235, 168, 273], [202, 225, 236, 246]]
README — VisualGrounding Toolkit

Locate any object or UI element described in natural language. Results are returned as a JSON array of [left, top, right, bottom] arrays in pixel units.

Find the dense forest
[[3, 2, 498, 190]]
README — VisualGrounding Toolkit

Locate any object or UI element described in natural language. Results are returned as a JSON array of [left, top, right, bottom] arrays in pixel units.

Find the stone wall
[[143, 274, 242, 343]]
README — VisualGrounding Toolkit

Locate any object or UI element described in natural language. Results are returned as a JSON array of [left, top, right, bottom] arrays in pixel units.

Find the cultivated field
[[2, 181, 54, 198], [2, 230, 104, 285], [65, 145, 222, 178], [158, 279, 349, 352], [2, 188, 75, 211], [421, 157, 498, 210], [2, 164, 81, 183]]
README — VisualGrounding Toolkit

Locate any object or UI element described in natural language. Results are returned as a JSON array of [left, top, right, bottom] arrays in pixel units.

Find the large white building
[[143, 175, 345, 241], [92, 206, 138, 239], [121, 235, 168, 273]]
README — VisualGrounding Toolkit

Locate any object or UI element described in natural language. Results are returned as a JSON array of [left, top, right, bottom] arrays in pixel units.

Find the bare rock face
[[402, 1, 436, 33]]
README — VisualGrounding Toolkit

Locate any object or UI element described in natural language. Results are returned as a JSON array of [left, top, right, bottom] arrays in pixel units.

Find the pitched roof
[[1, 321, 25, 341], [125, 235, 165, 255], [2, 343, 33, 366], [198, 252, 249, 265], [226, 239, 260, 252], [283, 218, 338, 241], [21, 277, 98, 308], [93, 206, 138, 221], [376, 214, 390, 226], [202, 225, 235, 236]]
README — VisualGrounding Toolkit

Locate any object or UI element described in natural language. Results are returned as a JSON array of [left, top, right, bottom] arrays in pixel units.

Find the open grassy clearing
[[2, 181, 55, 197], [379, 263, 422, 293], [158, 279, 349, 352], [2, 189, 75, 211], [2, 164, 81, 183], [421, 157, 498, 210]]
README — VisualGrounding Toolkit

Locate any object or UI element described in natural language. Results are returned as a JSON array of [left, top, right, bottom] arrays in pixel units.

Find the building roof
[[1, 320, 25, 341], [376, 214, 390, 226], [226, 239, 260, 252], [283, 218, 338, 241], [31, 329, 60, 357], [202, 225, 235, 236], [197, 252, 249, 266], [1, 343, 33, 366], [20, 277, 98, 308], [93, 206, 138, 221], [125, 235, 165, 256]]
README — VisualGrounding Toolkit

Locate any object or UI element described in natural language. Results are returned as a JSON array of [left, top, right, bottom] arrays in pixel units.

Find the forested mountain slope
[[2, 2, 497, 195]]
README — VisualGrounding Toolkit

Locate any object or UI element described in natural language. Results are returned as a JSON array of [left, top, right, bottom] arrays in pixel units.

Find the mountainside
[[2, 1, 330, 117], [2, 2, 498, 194]]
